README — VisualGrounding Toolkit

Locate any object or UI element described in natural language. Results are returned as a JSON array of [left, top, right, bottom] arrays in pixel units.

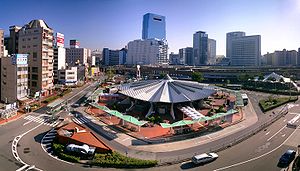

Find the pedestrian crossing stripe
[[72, 117, 91, 124], [23, 115, 60, 127]]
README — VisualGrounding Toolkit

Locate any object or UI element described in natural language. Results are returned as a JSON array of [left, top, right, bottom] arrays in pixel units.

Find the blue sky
[[1, 0, 300, 55]]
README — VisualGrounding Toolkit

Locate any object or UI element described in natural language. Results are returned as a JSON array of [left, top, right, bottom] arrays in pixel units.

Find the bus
[[241, 93, 249, 105]]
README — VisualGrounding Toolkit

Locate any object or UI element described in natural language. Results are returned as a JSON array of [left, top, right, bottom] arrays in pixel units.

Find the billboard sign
[[70, 39, 80, 48], [12, 54, 28, 65], [56, 32, 64, 47]]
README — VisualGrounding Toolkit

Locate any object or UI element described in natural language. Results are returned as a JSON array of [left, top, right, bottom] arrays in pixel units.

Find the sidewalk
[[81, 99, 259, 153]]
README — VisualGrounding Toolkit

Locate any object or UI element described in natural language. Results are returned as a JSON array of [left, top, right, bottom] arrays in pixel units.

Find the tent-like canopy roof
[[160, 109, 238, 128], [118, 75, 216, 103]]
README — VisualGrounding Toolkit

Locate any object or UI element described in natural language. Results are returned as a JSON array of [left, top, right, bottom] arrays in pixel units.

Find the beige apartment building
[[18, 20, 54, 97], [1, 54, 28, 103]]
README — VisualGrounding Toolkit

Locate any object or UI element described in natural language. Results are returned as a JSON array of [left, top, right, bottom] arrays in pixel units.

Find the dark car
[[278, 150, 296, 167]]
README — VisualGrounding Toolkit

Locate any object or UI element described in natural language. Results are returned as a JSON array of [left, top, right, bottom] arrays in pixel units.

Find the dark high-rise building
[[179, 47, 193, 65], [226, 32, 245, 58], [193, 31, 208, 65], [5, 26, 22, 55], [142, 13, 166, 40]]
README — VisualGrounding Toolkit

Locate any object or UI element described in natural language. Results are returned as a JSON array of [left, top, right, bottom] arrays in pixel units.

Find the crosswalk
[[72, 116, 91, 125], [41, 129, 57, 154], [23, 115, 60, 127]]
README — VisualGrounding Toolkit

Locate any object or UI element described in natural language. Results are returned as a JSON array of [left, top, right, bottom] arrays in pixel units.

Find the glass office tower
[[142, 13, 166, 40]]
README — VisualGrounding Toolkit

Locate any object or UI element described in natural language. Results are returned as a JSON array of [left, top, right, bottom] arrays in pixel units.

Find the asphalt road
[[151, 106, 300, 171], [3, 86, 299, 171], [0, 82, 100, 171]]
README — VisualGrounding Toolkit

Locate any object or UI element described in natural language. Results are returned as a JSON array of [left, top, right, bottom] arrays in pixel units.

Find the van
[[192, 153, 218, 164]]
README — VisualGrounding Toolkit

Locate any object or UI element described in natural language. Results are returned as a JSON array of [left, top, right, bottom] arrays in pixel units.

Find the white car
[[192, 153, 218, 164]]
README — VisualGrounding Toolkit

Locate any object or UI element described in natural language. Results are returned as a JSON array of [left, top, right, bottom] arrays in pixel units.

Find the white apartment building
[[18, 20, 54, 97], [53, 32, 66, 83], [58, 67, 77, 86], [126, 39, 168, 65], [1, 54, 28, 103]]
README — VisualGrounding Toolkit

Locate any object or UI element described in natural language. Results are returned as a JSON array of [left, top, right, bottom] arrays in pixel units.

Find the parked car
[[278, 150, 296, 167], [192, 153, 218, 164]]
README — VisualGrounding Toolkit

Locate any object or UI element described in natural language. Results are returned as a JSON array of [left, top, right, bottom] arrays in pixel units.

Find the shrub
[[259, 96, 298, 112], [91, 151, 157, 168], [52, 142, 80, 163], [42, 95, 59, 104]]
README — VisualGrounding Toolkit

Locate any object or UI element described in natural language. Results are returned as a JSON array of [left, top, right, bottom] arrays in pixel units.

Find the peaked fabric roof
[[118, 75, 216, 103]]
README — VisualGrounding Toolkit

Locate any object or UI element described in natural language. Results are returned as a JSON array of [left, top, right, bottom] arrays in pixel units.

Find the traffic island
[[259, 96, 298, 112]]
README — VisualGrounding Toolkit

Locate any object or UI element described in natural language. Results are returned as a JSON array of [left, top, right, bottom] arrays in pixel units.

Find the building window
[[31, 81, 37, 87], [33, 37, 37, 39], [32, 67, 38, 73], [33, 45, 37, 47], [32, 74, 38, 80], [33, 52, 37, 61]]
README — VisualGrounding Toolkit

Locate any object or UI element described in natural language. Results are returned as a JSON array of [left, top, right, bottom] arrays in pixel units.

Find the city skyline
[[1, 0, 300, 55]]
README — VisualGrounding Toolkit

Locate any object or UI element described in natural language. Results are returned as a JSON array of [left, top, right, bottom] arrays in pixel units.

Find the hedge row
[[42, 95, 60, 104], [259, 96, 298, 112], [91, 152, 158, 168], [52, 143, 80, 163], [242, 85, 300, 96], [59, 89, 72, 97]]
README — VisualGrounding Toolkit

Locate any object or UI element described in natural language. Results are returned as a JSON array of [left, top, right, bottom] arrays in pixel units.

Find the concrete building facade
[[264, 49, 297, 66], [4, 26, 22, 55], [227, 32, 261, 66], [0, 29, 4, 57], [207, 38, 216, 65], [193, 31, 208, 65], [18, 20, 54, 97], [179, 47, 193, 66], [226, 31, 246, 58], [169, 52, 180, 65], [58, 67, 77, 86], [66, 40, 90, 66], [127, 39, 168, 65], [1, 54, 28, 103], [53, 32, 66, 84]]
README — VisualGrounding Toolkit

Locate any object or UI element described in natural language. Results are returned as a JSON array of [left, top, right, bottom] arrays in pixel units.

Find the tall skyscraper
[[18, 20, 54, 97], [53, 32, 66, 84], [179, 47, 193, 65], [207, 38, 216, 65], [226, 32, 245, 58], [193, 31, 208, 65], [142, 13, 166, 40], [228, 33, 261, 66], [127, 39, 168, 65]]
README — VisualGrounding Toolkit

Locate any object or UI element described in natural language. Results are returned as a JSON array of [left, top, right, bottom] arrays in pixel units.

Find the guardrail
[[157, 104, 288, 165]]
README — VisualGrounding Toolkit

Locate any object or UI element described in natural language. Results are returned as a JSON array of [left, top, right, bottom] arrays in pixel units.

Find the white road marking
[[265, 131, 270, 135], [206, 135, 212, 139], [40, 129, 74, 165], [283, 119, 287, 122], [214, 125, 299, 171], [267, 126, 286, 141], [282, 134, 286, 137], [121, 137, 130, 142], [13, 123, 44, 171], [16, 164, 29, 171]]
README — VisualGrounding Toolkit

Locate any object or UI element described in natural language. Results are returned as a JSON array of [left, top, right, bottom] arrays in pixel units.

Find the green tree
[[191, 72, 204, 82]]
